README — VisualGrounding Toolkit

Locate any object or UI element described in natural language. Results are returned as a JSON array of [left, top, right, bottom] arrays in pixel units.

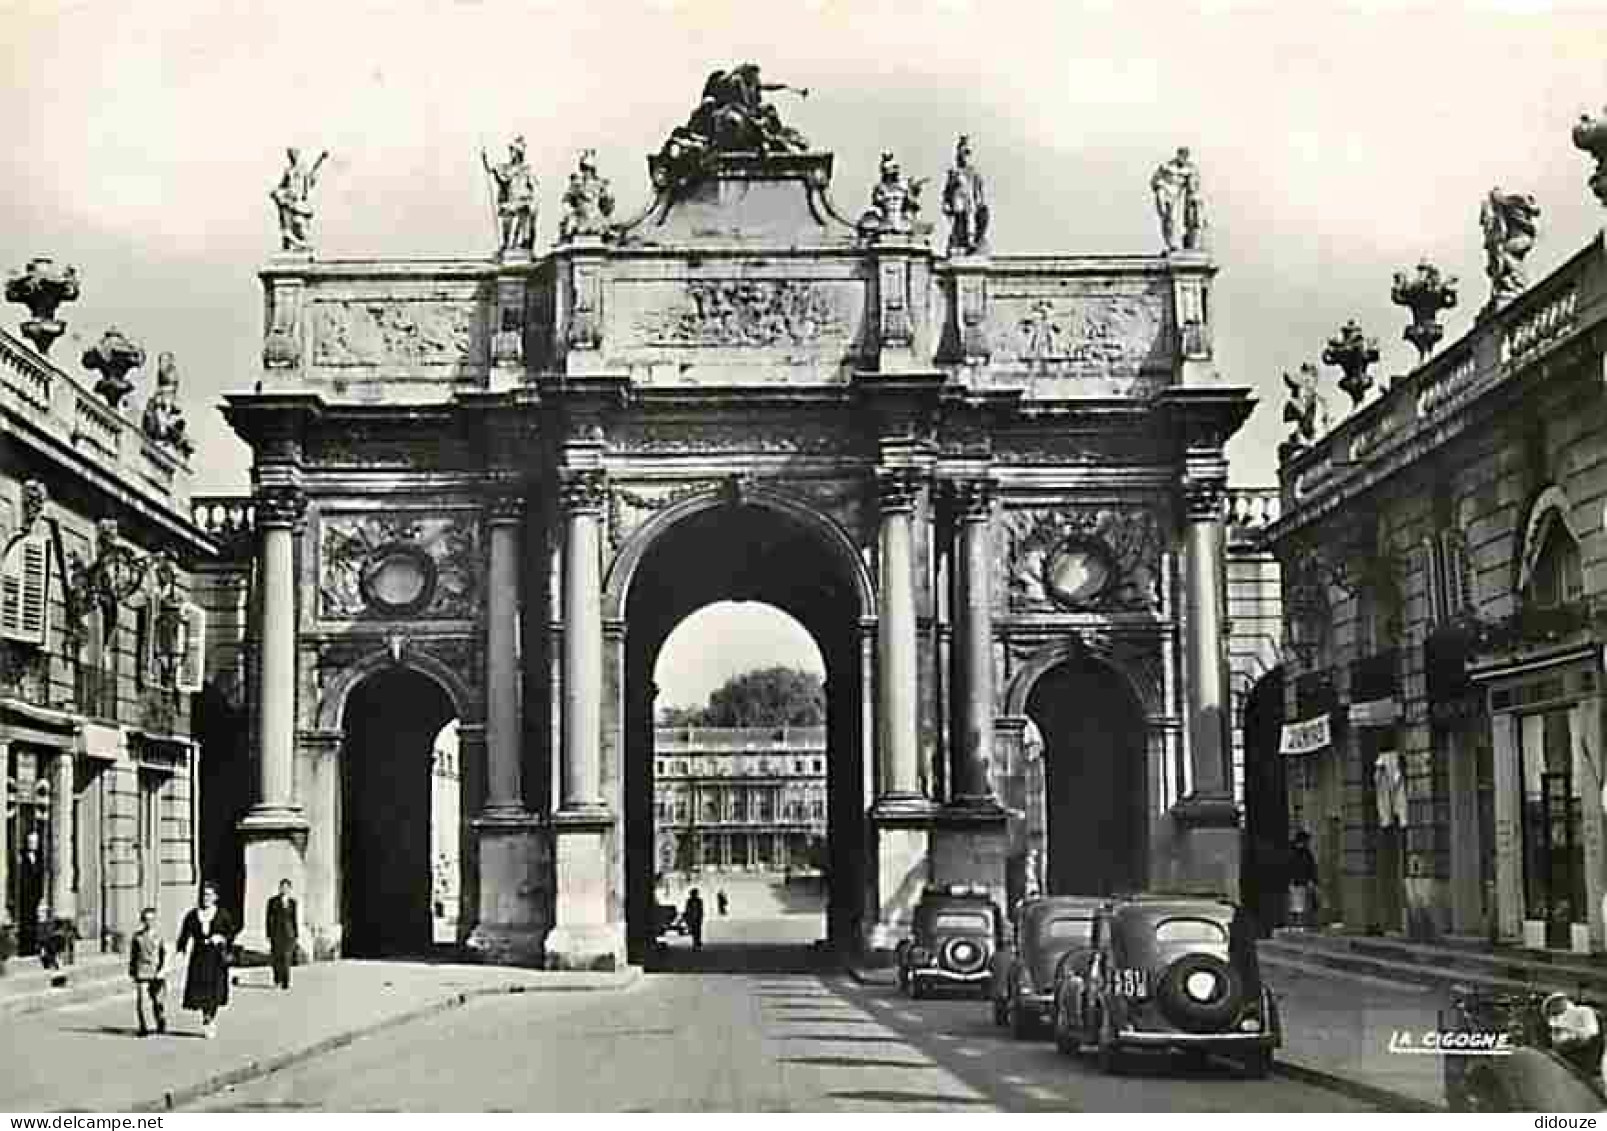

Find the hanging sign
[[1349, 697, 1401, 727], [1280, 713, 1332, 756]]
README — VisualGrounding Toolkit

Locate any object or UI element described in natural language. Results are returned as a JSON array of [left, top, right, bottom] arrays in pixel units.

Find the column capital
[[942, 476, 996, 523], [485, 490, 527, 525], [876, 468, 924, 514], [1182, 478, 1228, 522], [256, 484, 307, 529], [559, 468, 609, 514]]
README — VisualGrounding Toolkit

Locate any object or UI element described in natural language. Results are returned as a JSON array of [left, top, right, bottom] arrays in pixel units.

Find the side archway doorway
[[1026, 654, 1148, 896], [1240, 667, 1289, 934], [341, 667, 459, 958]]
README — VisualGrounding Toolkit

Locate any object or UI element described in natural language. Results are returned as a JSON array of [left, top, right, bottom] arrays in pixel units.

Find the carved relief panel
[[999, 503, 1165, 614], [985, 278, 1173, 398], [310, 300, 482, 368], [318, 510, 481, 622]]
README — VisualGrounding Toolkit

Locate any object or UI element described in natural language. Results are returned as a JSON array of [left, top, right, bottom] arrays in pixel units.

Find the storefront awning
[[1280, 713, 1331, 756]]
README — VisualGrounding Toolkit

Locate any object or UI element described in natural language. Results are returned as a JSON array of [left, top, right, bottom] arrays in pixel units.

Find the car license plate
[[1112, 968, 1148, 998]]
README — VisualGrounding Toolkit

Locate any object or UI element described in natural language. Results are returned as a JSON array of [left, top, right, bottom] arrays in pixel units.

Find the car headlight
[[1239, 1018, 1262, 1033]]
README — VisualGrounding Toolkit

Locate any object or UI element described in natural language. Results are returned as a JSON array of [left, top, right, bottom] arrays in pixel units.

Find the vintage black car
[[896, 885, 1003, 999], [1050, 895, 1279, 1076], [990, 895, 1105, 1038]]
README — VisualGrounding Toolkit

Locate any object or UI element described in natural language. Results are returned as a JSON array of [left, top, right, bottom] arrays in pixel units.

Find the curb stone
[[838, 956, 1441, 1112], [125, 966, 641, 1113]]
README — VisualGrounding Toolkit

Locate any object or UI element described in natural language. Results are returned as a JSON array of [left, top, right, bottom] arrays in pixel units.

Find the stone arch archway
[[604, 484, 875, 961], [1006, 640, 1152, 897], [315, 644, 478, 733], [330, 657, 470, 958]]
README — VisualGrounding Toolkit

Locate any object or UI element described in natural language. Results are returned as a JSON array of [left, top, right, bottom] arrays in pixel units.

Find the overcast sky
[[6, 0, 1605, 701]]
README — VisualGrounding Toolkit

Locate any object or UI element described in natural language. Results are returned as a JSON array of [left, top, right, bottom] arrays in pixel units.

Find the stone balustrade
[[2, 326, 195, 518], [1275, 232, 1605, 533], [1224, 488, 1281, 531]]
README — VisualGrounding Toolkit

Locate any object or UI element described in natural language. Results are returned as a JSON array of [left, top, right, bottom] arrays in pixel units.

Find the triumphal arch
[[222, 68, 1252, 967]]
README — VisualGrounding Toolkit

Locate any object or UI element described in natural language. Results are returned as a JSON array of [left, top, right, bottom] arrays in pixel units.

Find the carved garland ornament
[[1003, 505, 1163, 613], [319, 512, 480, 621]]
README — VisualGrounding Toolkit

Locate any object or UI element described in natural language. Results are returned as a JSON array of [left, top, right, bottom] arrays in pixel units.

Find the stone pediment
[[616, 152, 858, 249]]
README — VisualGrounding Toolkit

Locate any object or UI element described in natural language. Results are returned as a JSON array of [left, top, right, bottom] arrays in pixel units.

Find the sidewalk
[[1, 959, 639, 1113], [839, 953, 1446, 1110]]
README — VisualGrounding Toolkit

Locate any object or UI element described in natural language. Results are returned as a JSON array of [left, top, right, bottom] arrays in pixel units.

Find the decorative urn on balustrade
[[5, 257, 81, 355], [1390, 262, 1459, 364], [81, 327, 146, 410], [1322, 318, 1381, 407]]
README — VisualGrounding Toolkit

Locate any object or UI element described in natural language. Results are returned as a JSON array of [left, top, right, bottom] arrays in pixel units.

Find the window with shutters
[[0, 534, 52, 647], [1531, 523, 1584, 609], [1423, 530, 1475, 626]]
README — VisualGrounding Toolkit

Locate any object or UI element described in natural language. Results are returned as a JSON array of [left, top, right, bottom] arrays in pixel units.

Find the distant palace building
[[653, 726, 827, 877]]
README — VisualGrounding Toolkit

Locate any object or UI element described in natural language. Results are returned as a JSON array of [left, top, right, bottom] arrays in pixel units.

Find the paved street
[[193, 918, 1371, 1112]]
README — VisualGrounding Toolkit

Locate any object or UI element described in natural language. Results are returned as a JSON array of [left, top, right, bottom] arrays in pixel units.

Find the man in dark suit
[[16, 829, 46, 956], [266, 878, 299, 990]]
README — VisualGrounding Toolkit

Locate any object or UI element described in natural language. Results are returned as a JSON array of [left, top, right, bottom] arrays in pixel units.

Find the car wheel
[[1242, 1048, 1272, 1079], [1092, 1007, 1124, 1075], [1009, 996, 1035, 1040], [992, 996, 1008, 1027], [909, 977, 924, 1001]]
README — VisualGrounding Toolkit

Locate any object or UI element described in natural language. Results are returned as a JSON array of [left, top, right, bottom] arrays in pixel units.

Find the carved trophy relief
[[312, 300, 476, 366], [635, 280, 849, 348], [1001, 505, 1163, 613], [319, 511, 481, 620]]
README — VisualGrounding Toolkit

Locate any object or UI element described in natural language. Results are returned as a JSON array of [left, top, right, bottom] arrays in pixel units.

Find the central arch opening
[[621, 496, 867, 968]]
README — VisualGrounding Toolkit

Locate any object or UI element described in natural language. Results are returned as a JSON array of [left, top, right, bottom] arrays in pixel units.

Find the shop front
[[1471, 643, 1605, 953]]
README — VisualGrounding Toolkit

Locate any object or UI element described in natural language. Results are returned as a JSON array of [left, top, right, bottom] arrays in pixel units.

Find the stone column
[[467, 492, 545, 965], [560, 470, 607, 813], [484, 495, 528, 817], [1572, 698, 1605, 952], [1166, 465, 1240, 897], [1182, 480, 1230, 799], [869, 469, 933, 951], [547, 467, 621, 970], [877, 470, 923, 805], [238, 485, 308, 952], [49, 749, 74, 921], [948, 477, 997, 807]]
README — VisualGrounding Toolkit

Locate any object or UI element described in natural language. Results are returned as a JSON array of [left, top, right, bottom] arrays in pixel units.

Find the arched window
[[1530, 521, 1583, 609]]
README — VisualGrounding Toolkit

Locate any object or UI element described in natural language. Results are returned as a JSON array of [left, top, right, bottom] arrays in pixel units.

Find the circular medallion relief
[[358, 543, 438, 616], [1043, 538, 1115, 609]]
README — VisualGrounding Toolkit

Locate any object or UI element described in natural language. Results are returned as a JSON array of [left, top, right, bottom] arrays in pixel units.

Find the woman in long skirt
[[176, 882, 237, 1038]]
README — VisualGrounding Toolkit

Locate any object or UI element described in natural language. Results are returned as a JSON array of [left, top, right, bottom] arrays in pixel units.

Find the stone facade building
[[1263, 151, 1607, 947], [653, 726, 828, 876], [1, 275, 213, 959], [197, 68, 1260, 969]]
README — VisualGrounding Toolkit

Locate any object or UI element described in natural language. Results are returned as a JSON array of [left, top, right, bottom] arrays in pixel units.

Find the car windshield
[[1154, 918, 1227, 945], [1039, 917, 1092, 944], [932, 912, 990, 932]]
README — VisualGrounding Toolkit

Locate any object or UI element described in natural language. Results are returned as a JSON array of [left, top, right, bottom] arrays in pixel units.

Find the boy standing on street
[[128, 907, 167, 1037]]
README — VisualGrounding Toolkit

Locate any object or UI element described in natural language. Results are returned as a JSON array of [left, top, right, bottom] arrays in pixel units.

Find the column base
[[865, 804, 933, 952], [465, 808, 549, 967], [548, 808, 622, 971], [237, 808, 309, 955], [931, 802, 1008, 912], [1157, 796, 1240, 901]]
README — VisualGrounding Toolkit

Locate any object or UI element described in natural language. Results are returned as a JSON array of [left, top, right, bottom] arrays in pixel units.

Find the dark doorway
[[1027, 654, 1147, 896], [1239, 667, 1288, 935], [621, 499, 866, 966], [341, 667, 456, 958]]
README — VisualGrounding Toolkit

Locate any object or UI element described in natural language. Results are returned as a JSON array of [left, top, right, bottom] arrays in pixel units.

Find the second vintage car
[[1051, 895, 1280, 1076], [990, 895, 1105, 1038], [897, 884, 1004, 1000]]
